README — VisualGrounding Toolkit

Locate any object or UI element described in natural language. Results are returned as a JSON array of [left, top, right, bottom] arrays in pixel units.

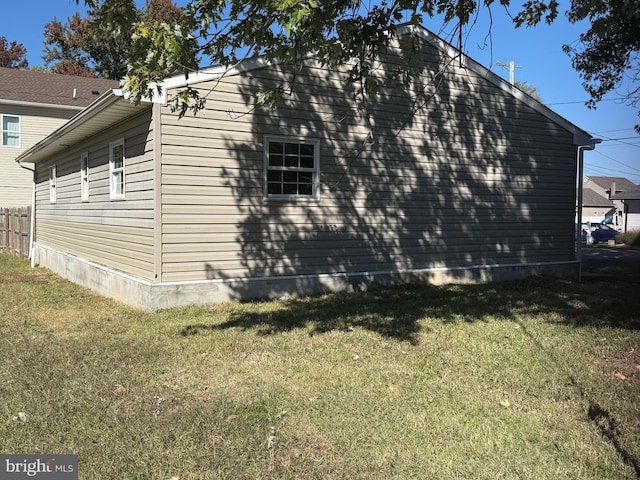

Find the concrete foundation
[[32, 243, 580, 311]]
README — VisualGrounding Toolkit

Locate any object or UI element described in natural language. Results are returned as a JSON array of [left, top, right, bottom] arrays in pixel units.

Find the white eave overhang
[[15, 89, 151, 165]]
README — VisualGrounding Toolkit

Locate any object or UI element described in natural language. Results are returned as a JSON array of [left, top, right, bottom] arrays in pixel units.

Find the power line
[[584, 163, 640, 182], [592, 150, 640, 174], [548, 98, 624, 106], [591, 128, 637, 134], [596, 135, 640, 149], [601, 136, 640, 141]]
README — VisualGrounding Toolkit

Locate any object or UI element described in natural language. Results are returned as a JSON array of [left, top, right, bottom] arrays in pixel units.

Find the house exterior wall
[[624, 200, 640, 231], [155, 39, 579, 303], [583, 177, 633, 231], [0, 105, 76, 206], [32, 108, 156, 281], [26, 34, 586, 310], [582, 207, 615, 224]]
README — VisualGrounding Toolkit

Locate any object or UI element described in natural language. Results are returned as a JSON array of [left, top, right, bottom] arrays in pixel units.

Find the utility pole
[[496, 60, 522, 85]]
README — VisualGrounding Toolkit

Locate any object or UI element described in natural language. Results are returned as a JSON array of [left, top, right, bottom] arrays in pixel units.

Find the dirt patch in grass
[[601, 347, 640, 384]]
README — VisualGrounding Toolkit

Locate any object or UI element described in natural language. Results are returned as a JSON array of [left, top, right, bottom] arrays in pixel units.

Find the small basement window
[[264, 136, 320, 200]]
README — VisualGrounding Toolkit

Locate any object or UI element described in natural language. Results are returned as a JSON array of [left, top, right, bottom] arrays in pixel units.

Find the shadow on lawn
[[181, 275, 640, 343]]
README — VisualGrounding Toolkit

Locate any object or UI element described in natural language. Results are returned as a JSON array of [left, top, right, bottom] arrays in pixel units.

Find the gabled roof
[[17, 24, 598, 166], [585, 176, 637, 193], [611, 185, 640, 200], [158, 23, 596, 147], [582, 187, 615, 207], [0, 67, 118, 110]]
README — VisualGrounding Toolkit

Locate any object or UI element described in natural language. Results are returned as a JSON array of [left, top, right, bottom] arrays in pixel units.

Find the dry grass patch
[[0, 252, 639, 479]]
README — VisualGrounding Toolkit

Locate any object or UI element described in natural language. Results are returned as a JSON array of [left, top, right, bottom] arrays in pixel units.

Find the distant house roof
[[583, 187, 615, 207], [585, 176, 637, 193], [0, 67, 119, 110], [611, 185, 640, 200]]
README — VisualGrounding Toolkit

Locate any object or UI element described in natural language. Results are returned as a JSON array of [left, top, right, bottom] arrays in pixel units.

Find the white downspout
[[16, 159, 36, 263], [29, 172, 35, 266], [576, 138, 602, 281]]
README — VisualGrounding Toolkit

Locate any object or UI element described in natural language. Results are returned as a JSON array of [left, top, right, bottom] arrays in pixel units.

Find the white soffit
[[16, 90, 150, 165]]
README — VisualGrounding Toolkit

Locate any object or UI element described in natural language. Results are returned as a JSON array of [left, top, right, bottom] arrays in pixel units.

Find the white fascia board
[[118, 86, 167, 104], [158, 53, 317, 93], [398, 24, 594, 146], [160, 57, 275, 91], [15, 88, 125, 165]]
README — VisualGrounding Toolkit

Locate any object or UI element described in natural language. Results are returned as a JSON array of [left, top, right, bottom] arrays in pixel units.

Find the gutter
[[14, 88, 125, 165], [576, 138, 602, 281]]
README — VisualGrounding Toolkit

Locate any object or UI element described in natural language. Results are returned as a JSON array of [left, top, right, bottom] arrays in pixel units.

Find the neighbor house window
[[80, 152, 89, 201], [264, 136, 320, 200], [109, 139, 125, 200], [1, 115, 20, 147], [49, 165, 56, 203]]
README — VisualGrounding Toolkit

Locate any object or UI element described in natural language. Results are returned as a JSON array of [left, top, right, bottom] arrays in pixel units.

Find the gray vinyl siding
[[34, 108, 156, 280], [158, 40, 578, 284], [0, 105, 76, 207]]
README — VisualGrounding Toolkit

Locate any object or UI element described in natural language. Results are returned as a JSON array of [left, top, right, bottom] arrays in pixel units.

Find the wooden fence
[[0, 207, 31, 258]]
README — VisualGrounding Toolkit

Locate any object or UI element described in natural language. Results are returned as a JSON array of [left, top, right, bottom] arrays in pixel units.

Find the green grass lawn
[[0, 251, 639, 479]]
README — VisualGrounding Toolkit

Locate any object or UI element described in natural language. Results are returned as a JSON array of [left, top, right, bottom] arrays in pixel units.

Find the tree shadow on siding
[[194, 33, 578, 337]]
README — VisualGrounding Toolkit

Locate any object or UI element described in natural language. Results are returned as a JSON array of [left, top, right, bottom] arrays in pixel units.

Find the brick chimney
[[610, 181, 616, 199]]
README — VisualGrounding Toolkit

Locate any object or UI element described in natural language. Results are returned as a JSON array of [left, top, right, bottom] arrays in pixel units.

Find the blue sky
[[2, 0, 639, 184]]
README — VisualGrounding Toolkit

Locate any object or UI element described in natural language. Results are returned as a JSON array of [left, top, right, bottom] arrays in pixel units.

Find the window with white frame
[[80, 152, 89, 201], [264, 137, 320, 200], [109, 139, 125, 200], [1, 115, 20, 147], [49, 165, 57, 203]]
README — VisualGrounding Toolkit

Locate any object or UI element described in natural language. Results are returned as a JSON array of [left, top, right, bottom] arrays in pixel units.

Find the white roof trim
[[157, 24, 593, 146], [0, 98, 85, 111], [158, 53, 316, 91], [398, 24, 593, 146], [15, 89, 149, 165]]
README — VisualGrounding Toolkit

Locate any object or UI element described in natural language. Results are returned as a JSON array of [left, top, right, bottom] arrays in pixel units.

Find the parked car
[[591, 224, 619, 244]]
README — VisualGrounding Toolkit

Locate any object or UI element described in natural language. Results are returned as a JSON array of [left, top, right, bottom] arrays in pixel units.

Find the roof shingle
[[586, 176, 637, 193], [0, 67, 119, 108], [611, 185, 640, 200], [582, 187, 615, 207]]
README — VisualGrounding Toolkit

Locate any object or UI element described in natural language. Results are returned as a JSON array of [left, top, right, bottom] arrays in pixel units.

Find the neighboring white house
[[583, 176, 637, 230], [612, 186, 640, 231], [16, 24, 599, 310], [0, 68, 117, 207]]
